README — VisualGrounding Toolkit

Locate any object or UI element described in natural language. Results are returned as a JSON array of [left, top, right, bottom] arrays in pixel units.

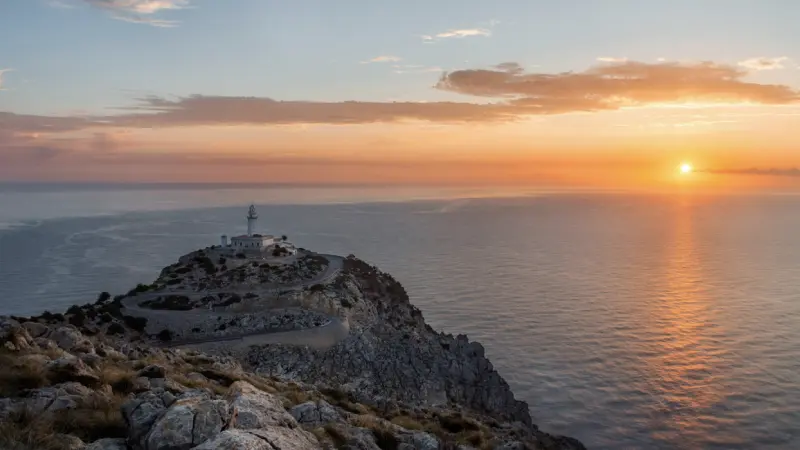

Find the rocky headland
[[0, 247, 586, 450]]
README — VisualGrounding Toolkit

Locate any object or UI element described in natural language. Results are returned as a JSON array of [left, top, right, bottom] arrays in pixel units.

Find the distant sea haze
[[0, 184, 798, 449]]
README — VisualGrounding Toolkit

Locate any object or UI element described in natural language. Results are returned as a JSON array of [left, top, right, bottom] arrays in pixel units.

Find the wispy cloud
[[0, 69, 13, 91], [79, 0, 190, 27], [421, 28, 491, 42], [597, 56, 628, 63], [700, 167, 800, 177], [436, 60, 800, 112], [391, 64, 443, 74], [738, 56, 789, 71], [361, 55, 402, 64]]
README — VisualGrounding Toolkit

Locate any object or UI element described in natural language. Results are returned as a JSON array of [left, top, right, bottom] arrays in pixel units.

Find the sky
[[1, 0, 799, 189]]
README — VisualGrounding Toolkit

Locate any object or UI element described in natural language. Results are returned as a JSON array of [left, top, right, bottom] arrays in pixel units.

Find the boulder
[[86, 438, 128, 450], [26, 382, 95, 414], [48, 326, 84, 351], [290, 400, 341, 426], [22, 321, 49, 338], [122, 390, 171, 448], [226, 381, 297, 429], [46, 356, 100, 386], [144, 397, 230, 450], [138, 364, 167, 379], [192, 428, 320, 450], [56, 434, 86, 450]]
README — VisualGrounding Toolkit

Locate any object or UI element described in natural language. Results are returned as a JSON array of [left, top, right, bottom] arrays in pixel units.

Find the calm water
[[1, 184, 799, 449]]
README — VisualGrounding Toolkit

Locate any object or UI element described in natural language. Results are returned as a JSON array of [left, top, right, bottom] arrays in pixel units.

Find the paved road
[[120, 253, 348, 348]]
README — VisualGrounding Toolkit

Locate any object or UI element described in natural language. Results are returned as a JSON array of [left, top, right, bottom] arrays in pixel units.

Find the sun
[[680, 163, 693, 174]]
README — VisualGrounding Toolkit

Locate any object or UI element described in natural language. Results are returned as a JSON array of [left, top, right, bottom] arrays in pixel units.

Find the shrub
[[309, 284, 325, 292], [156, 329, 173, 342], [235, 252, 246, 259], [106, 323, 125, 335], [67, 310, 86, 328], [96, 291, 111, 304], [122, 316, 147, 332], [66, 305, 82, 315], [133, 284, 150, 293]]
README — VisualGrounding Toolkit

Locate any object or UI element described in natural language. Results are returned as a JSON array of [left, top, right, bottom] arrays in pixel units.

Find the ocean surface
[[1, 183, 799, 449]]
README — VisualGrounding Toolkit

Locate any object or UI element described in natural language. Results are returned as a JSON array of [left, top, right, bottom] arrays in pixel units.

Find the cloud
[[109, 94, 523, 125], [362, 55, 402, 64], [700, 167, 800, 177], [2, 60, 798, 135], [392, 64, 443, 74], [738, 56, 789, 71], [597, 57, 628, 63], [421, 28, 491, 42], [0, 69, 12, 91], [80, 0, 189, 27], [435, 60, 800, 113]]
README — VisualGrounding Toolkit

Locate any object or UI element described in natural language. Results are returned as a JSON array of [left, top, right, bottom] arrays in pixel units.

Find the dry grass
[[389, 415, 424, 431], [0, 353, 49, 397], [0, 394, 128, 449], [349, 415, 399, 450], [98, 363, 139, 394]]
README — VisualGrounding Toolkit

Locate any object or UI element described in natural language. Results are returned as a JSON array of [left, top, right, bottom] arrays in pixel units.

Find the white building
[[219, 205, 296, 255]]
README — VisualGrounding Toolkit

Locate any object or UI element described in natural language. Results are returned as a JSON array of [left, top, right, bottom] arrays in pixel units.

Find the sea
[[0, 182, 798, 449]]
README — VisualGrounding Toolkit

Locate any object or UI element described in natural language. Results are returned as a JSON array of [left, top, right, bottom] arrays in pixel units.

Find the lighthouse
[[246, 204, 258, 237]]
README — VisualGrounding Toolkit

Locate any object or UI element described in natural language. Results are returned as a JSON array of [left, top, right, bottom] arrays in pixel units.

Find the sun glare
[[680, 163, 693, 174]]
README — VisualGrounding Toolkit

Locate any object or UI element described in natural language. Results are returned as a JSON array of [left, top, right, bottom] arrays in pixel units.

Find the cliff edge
[[0, 248, 587, 450]]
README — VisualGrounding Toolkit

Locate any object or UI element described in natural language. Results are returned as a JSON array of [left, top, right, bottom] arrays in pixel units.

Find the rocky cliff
[[0, 249, 587, 450]]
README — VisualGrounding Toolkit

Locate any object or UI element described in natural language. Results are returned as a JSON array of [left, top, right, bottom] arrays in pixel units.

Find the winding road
[[120, 253, 348, 349]]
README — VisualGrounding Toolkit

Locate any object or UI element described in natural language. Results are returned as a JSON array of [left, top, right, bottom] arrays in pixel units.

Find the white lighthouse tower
[[246, 204, 258, 237]]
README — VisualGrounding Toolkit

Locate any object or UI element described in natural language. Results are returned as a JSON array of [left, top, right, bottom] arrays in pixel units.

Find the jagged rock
[[144, 397, 230, 450], [133, 376, 152, 391], [290, 400, 341, 426], [122, 390, 171, 448], [47, 356, 100, 386], [344, 427, 381, 450], [27, 382, 95, 413], [86, 438, 128, 450], [48, 326, 84, 351], [56, 434, 86, 450], [149, 377, 187, 394], [401, 431, 439, 450], [226, 381, 297, 429], [494, 442, 525, 450], [22, 321, 49, 338], [192, 428, 320, 450], [138, 364, 167, 379], [81, 352, 104, 369]]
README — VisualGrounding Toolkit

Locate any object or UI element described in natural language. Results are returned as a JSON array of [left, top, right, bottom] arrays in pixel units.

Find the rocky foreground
[[0, 251, 587, 449]]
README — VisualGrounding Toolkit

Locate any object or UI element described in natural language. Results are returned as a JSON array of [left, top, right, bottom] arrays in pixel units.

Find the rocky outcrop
[[247, 257, 531, 425], [0, 248, 588, 450]]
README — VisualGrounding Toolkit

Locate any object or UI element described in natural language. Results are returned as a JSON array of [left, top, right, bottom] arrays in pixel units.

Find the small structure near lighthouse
[[219, 204, 296, 256]]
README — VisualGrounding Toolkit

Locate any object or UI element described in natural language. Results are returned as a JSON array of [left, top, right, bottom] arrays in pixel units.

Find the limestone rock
[[138, 364, 166, 379], [226, 381, 297, 429], [22, 321, 49, 338], [122, 390, 171, 448], [47, 356, 100, 386], [144, 397, 230, 450], [290, 400, 341, 426], [86, 438, 128, 450], [192, 428, 320, 450], [48, 326, 85, 351]]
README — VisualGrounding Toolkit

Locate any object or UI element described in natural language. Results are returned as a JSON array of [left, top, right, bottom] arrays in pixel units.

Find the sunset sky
[[1, 0, 799, 189]]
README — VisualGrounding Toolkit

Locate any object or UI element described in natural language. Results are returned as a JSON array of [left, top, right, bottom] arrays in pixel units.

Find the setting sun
[[680, 163, 694, 174]]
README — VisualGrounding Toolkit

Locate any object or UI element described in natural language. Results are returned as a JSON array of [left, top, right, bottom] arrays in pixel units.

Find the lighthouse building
[[219, 205, 296, 255]]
